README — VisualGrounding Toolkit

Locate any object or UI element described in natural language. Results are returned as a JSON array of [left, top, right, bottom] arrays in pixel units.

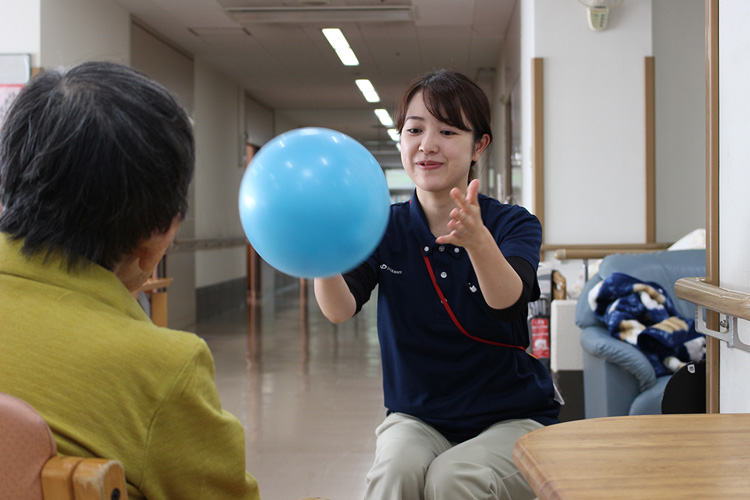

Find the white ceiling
[[112, 0, 517, 154]]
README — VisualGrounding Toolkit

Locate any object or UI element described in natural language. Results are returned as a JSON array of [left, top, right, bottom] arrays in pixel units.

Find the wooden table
[[513, 414, 750, 499]]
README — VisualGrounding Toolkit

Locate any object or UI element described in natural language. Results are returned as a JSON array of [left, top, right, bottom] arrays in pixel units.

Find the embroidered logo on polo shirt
[[380, 263, 403, 275]]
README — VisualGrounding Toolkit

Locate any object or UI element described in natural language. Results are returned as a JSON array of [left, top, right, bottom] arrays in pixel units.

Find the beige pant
[[364, 413, 541, 500]]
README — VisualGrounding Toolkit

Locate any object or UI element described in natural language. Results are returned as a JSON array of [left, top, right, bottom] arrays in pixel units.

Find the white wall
[[490, 0, 521, 203], [193, 58, 246, 288], [39, 0, 129, 68], [1, 0, 128, 69], [520, 0, 535, 209], [531, 0, 652, 245], [273, 112, 299, 136], [718, 0, 750, 413], [653, 0, 705, 243], [131, 24, 194, 113], [521, 0, 705, 297], [0, 0, 40, 65], [526, 0, 705, 248], [131, 23, 197, 330], [245, 96, 274, 148]]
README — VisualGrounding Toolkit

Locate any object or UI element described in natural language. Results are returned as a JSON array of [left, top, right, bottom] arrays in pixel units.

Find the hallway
[[189, 282, 383, 500]]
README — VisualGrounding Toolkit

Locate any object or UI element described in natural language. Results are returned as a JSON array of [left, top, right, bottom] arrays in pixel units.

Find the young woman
[[314, 69, 559, 500]]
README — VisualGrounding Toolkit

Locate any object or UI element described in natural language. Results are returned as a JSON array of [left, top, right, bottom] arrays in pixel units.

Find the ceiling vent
[[225, 5, 414, 24]]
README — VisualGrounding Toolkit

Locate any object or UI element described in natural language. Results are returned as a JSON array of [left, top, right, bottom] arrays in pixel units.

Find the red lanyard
[[421, 253, 526, 351]]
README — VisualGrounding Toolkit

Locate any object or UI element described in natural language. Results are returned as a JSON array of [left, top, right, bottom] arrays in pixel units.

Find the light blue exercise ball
[[238, 127, 391, 278]]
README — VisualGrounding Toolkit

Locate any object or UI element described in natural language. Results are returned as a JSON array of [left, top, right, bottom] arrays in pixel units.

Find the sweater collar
[[0, 234, 150, 323]]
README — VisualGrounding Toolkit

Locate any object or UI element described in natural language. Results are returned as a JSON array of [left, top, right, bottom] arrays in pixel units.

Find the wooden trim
[[645, 56, 656, 243], [149, 291, 169, 328], [705, 0, 720, 414], [532, 58, 544, 242], [136, 278, 172, 328], [547, 243, 671, 261], [247, 244, 261, 304], [504, 93, 513, 201], [245, 143, 262, 304]]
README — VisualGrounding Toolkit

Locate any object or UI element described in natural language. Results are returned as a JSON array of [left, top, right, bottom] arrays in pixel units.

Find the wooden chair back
[[0, 393, 128, 500]]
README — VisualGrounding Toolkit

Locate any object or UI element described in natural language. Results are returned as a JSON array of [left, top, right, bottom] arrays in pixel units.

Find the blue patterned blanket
[[589, 272, 705, 377]]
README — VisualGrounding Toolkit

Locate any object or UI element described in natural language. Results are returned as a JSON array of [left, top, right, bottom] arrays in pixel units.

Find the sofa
[[575, 249, 706, 418]]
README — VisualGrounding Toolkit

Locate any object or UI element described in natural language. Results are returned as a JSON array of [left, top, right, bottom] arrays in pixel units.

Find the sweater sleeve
[[139, 340, 260, 500]]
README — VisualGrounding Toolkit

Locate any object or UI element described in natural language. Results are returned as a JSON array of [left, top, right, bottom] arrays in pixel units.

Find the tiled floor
[[191, 282, 384, 500]]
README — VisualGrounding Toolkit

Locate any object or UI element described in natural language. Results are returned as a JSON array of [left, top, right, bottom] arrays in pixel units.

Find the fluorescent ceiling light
[[356, 79, 380, 103], [322, 29, 358, 66], [335, 48, 359, 66], [374, 109, 394, 127], [226, 6, 414, 24], [387, 128, 400, 142], [321, 28, 348, 49]]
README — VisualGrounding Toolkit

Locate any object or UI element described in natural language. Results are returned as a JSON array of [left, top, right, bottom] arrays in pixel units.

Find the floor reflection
[[193, 283, 383, 500]]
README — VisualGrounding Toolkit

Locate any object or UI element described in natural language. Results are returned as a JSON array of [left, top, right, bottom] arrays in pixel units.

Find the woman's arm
[[436, 179, 523, 310], [314, 275, 357, 324], [465, 232, 523, 310]]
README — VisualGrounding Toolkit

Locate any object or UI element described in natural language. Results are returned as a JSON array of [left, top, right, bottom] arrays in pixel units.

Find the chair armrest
[[42, 456, 128, 500], [580, 326, 657, 391], [575, 275, 603, 329], [629, 376, 671, 415]]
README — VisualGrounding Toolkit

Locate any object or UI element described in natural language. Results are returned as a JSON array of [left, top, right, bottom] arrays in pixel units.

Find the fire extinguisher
[[528, 271, 552, 370], [531, 316, 550, 360]]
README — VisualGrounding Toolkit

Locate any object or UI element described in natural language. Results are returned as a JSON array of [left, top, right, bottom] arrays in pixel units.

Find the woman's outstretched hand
[[436, 178, 523, 309], [436, 179, 485, 248]]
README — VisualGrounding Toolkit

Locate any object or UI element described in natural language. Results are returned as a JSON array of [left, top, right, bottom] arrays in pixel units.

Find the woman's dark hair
[[0, 61, 194, 270], [395, 69, 492, 181]]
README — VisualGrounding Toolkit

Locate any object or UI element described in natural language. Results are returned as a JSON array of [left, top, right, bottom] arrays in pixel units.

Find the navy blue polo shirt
[[344, 191, 560, 442]]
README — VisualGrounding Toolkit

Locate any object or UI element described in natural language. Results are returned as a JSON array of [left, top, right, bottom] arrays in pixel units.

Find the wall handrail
[[550, 243, 671, 261], [169, 237, 247, 253], [675, 277, 750, 322], [675, 277, 750, 353]]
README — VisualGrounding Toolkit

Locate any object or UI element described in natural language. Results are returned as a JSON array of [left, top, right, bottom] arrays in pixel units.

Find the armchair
[[575, 249, 705, 418]]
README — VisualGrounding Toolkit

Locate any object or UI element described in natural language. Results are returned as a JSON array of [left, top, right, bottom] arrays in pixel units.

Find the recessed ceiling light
[[335, 48, 359, 66], [321, 28, 347, 49], [322, 28, 359, 66], [355, 79, 380, 103], [374, 109, 394, 127]]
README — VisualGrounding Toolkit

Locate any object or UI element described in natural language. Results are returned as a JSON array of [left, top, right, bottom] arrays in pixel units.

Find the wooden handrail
[[137, 277, 173, 294], [169, 237, 247, 253], [675, 277, 750, 322], [547, 243, 671, 261]]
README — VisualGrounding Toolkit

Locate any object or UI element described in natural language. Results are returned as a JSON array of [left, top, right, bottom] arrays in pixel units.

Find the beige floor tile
[[192, 286, 383, 500]]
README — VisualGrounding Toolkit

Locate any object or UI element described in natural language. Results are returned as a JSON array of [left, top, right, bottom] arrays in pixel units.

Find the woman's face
[[400, 92, 488, 196]]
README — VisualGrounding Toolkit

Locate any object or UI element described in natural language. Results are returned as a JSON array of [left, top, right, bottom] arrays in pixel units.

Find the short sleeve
[[343, 260, 378, 313], [492, 204, 542, 272]]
